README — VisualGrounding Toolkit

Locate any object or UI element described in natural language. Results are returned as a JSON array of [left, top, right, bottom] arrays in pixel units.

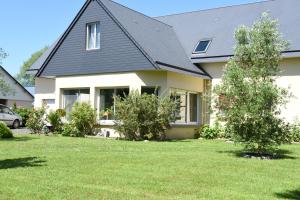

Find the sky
[[0, 0, 262, 76]]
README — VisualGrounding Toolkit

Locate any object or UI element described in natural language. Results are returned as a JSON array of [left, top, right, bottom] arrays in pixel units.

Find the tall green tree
[[214, 13, 291, 155], [0, 48, 11, 96], [16, 46, 48, 87]]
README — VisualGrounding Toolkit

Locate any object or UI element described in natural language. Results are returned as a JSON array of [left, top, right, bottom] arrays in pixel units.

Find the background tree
[[16, 46, 48, 87], [0, 48, 11, 96], [214, 13, 291, 155]]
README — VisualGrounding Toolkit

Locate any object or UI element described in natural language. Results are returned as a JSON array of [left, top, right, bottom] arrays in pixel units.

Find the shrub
[[290, 122, 300, 143], [26, 107, 46, 134], [47, 109, 65, 133], [69, 102, 97, 136], [114, 91, 176, 141], [61, 124, 81, 137], [199, 123, 224, 139], [12, 107, 32, 126], [0, 122, 13, 139]]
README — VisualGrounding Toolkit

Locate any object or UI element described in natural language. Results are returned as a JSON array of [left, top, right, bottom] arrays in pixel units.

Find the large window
[[86, 22, 100, 50], [99, 88, 129, 120], [171, 89, 200, 124], [141, 87, 159, 95], [63, 89, 90, 114]]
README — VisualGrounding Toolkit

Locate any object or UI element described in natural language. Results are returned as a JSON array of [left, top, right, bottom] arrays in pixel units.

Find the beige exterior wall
[[202, 57, 300, 124], [35, 71, 205, 139], [6, 100, 33, 108]]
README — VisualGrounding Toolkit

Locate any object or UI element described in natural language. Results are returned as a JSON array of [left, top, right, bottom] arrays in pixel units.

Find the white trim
[[86, 22, 100, 50]]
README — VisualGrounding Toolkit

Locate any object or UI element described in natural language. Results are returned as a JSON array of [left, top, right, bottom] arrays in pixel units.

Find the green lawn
[[0, 135, 299, 200]]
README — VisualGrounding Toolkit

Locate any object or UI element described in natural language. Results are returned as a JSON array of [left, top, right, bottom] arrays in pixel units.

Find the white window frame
[[171, 88, 201, 125], [98, 87, 129, 125], [192, 39, 212, 54], [86, 22, 100, 50]]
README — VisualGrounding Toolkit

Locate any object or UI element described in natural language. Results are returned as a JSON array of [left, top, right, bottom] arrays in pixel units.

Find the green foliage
[[26, 107, 46, 134], [16, 46, 48, 87], [290, 122, 300, 143], [0, 122, 13, 139], [199, 123, 225, 140], [214, 13, 292, 154], [12, 106, 32, 126], [61, 124, 81, 137], [47, 109, 65, 133], [114, 91, 177, 141], [69, 102, 97, 136], [0, 48, 12, 96]]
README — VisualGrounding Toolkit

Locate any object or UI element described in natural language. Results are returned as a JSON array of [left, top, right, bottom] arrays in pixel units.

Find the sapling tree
[[0, 48, 11, 96], [214, 13, 292, 155]]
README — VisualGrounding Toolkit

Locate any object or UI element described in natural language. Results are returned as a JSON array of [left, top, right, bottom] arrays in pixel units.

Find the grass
[[0, 135, 299, 200]]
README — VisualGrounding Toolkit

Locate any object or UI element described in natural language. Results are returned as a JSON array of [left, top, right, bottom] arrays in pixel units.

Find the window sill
[[171, 122, 201, 127], [99, 120, 115, 126]]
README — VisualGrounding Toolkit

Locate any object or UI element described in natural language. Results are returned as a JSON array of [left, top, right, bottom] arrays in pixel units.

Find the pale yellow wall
[[202, 57, 300, 123], [166, 126, 198, 139], [6, 100, 33, 108], [35, 71, 205, 139], [167, 71, 204, 93]]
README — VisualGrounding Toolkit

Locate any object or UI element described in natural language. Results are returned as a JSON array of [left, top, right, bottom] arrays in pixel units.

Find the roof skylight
[[193, 40, 211, 54]]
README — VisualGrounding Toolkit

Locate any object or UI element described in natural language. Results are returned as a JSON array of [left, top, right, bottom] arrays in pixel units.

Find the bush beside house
[[114, 91, 177, 141], [0, 122, 13, 139]]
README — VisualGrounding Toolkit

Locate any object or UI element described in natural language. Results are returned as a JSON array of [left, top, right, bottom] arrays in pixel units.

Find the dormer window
[[86, 22, 100, 50], [193, 40, 211, 54]]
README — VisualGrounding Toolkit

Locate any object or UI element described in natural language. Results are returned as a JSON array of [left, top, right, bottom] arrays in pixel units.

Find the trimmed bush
[[47, 109, 65, 133], [0, 122, 13, 139], [114, 91, 176, 141], [61, 124, 81, 137], [291, 122, 300, 143], [69, 102, 97, 136], [12, 107, 31, 126], [26, 107, 46, 134]]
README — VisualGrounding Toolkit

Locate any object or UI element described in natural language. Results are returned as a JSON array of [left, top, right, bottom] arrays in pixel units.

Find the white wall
[[0, 67, 33, 105], [202, 57, 300, 123]]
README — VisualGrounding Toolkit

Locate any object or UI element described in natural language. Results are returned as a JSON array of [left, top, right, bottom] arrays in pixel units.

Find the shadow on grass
[[0, 157, 46, 169], [217, 149, 297, 160], [1, 136, 40, 142], [275, 189, 300, 199]]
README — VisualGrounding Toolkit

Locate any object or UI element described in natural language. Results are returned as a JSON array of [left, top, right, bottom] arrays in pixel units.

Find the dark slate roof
[[98, 0, 203, 75], [31, 0, 300, 76], [32, 0, 208, 78], [156, 0, 300, 63], [28, 37, 60, 72]]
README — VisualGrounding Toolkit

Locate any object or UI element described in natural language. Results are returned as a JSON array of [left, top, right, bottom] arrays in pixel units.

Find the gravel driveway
[[11, 128, 31, 134]]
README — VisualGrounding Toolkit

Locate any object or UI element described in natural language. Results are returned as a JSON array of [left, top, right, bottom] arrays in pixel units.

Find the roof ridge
[[155, 0, 276, 18], [0, 65, 34, 98], [106, 0, 173, 28]]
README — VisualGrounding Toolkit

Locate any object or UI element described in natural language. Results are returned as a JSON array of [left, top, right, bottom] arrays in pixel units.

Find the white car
[[0, 104, 22, 129]]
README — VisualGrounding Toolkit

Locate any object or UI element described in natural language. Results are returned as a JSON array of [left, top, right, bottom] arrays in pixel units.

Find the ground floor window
[[171, 89, 200, 124], [141, 87, 159, 95], [99, 88, 129, 120], [63, 89, 90, 114]]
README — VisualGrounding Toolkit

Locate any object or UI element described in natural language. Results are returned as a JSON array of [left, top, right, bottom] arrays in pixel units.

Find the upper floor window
[[193, 40, 211, 54], [86, 22, 100, 50]]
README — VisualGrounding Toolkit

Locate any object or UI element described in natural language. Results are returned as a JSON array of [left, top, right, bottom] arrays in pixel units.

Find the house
[[29, 0, 300, 138], [0, 66, 34, 108]]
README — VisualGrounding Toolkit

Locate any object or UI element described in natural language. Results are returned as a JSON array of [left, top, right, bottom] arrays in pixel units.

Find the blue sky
[[0, 0, 261, 76]]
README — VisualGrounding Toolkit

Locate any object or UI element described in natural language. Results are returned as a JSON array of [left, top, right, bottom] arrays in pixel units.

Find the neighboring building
[[29, 0, 300, 138], [0, 66, 34, 108]]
